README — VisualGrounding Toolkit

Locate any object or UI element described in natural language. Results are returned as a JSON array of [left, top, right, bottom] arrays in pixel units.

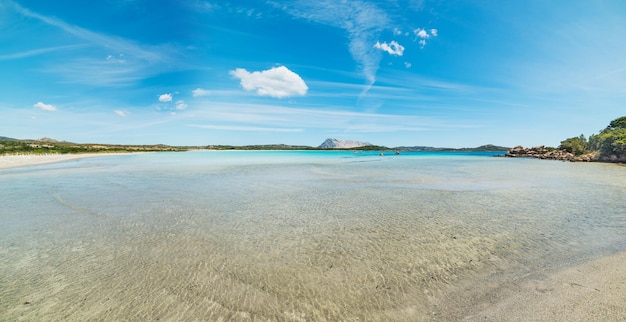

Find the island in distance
[[318, 138, 509, 152], [318, 138, 373, 149]]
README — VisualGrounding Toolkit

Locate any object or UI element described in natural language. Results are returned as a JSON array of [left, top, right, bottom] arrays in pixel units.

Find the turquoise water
[[1, 151, 625, 320]]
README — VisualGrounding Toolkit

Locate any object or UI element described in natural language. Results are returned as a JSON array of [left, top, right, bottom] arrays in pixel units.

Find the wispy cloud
[[230, 66, 308, 98], [10, 2, 167, 63], [34, 101, 56, 111], [275, 1, 390, 86], [188, 124, 303, 132], [175, 100, 188, 110], [190, 0, 220, 12], [114, 110, 129, 117], [189, 101, 454, 133], [0, 44, 87, 61], [192, 88, 211, 97], [8, 1, 179, 86]]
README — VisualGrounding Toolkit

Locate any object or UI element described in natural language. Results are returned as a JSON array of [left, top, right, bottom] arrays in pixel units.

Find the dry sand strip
[[459, 251, 626, 321], [0, 153, 136, 170]]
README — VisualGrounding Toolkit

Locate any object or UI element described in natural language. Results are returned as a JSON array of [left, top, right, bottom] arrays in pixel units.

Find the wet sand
[[437, 251, 626, 321], [0, 153, 136, 170]]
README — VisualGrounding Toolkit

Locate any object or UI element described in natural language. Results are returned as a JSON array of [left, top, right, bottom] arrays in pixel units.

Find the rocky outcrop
[[505, 146, 598, 162], [597, 154, 626, 163]]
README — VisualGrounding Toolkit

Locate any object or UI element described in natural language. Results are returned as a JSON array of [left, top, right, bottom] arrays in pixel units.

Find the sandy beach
[[439, 251, 626, 321], [0, 153, 135, 170]]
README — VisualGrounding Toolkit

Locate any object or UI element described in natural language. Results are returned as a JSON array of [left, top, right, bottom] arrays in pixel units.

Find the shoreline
[[0, 153, 137, 170], [439, 250, 626, 321]]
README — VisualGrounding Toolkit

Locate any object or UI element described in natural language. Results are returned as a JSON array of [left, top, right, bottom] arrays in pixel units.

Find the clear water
[[1, 151, 625, 320]]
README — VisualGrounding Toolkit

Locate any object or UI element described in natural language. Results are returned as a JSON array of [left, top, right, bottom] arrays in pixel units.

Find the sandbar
[[0, 153, 135, 170]]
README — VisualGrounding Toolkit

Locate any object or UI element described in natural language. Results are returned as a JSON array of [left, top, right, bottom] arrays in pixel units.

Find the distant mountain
[[394, 146, 438, 152], [37, 137, 61, 142], [0, 136, 64, 143], [318, 138, 373, 149], [467, 144, 510, 151]]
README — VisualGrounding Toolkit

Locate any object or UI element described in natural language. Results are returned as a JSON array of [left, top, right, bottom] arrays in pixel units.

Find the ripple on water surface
[[1, 152, 625, 320]]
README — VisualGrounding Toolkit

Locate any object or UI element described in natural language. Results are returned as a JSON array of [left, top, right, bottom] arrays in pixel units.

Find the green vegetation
[[588, 116, 626, 157], [559, 134, 587, 156], [0, 138, 188, 155], [553, 116, 626, 160]]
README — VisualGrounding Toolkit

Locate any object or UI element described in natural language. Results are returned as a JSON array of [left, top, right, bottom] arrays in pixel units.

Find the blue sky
[[1, 0, 625, 147]]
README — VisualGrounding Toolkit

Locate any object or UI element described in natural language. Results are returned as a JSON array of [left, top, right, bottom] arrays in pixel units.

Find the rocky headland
[[505, 145, 626, 162], [505, 117, 626, 163]]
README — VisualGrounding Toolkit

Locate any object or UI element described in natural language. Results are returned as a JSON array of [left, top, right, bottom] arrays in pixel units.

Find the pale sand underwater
[[437, 251, 626, 321], [1, 151, 625, 320]]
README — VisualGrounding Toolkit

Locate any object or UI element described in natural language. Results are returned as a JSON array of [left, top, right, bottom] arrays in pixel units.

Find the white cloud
[[404, 62, 412, 68], [175, 100, 188, 110], [414, 28, 438, 48], [414, 28, 430, 39], [106, 53, 126, 64], [230, 66, 308, 98], [374, 40, 405, 56], [33, 101, 56, 111], [159, 93, 173, 102], [114, 110, 129, 117], [192, 88, 211, 97]]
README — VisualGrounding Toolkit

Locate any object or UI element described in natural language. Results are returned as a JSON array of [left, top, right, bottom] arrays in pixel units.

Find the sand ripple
[[1, 153, 625, 320]]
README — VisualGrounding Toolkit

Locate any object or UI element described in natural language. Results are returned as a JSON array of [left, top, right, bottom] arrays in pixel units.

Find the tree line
[[0, 140, 187, 155], [559, 116, 626, 157]]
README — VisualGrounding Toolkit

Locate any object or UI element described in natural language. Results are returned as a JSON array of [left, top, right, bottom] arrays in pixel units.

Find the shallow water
[[1, 151, 625, 320]]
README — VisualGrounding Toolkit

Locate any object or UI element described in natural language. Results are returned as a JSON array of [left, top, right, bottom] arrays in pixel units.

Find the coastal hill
[[318, 138, 372, 149], [0, 137, 187, 154]]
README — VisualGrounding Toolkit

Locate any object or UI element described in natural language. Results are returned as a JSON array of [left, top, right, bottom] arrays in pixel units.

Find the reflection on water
[[1, 151, 625, 320]]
